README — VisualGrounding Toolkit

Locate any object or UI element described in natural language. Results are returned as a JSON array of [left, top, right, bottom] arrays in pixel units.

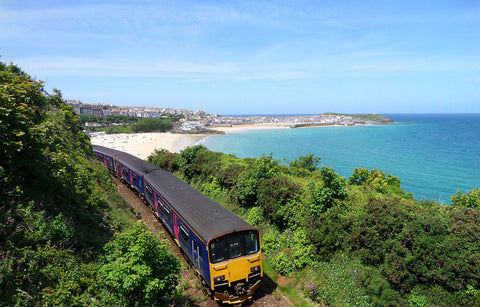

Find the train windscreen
[[209, 230, 259, 263]]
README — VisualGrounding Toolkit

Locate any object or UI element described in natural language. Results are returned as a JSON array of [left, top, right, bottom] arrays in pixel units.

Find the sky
[[1, 0, 479, 115]]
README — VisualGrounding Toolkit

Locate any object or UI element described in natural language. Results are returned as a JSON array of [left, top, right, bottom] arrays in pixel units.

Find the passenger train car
[[93, 145, 262, 304]]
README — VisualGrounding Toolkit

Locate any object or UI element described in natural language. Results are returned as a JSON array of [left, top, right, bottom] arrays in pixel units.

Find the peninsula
[[208, 112, 393, 129]]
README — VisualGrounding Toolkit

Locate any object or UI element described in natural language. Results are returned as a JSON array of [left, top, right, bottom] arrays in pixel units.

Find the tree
[[308, 166, 347, 216], [289, 154, 321, 172], [178, 145, 206, 179], [100, 221, 180, 306], [233, 154, 280, 207], [132, 118, 172, 133]]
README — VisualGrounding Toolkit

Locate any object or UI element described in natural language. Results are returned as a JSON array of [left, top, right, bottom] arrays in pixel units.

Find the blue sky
[[1, 0, 479, 114]]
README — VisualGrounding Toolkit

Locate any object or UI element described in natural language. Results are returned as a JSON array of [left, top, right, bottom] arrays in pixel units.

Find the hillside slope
[[0, 61, 180, 306]]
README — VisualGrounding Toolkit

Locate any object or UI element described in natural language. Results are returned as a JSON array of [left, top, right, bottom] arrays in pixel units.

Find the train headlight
[[214, 275, 225, 284], [250, 265, 261, 273]]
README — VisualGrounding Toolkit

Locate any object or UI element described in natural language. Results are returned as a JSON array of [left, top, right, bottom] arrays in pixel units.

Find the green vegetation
[[451, 188, 480, 209], [100, 221, 180, 306], [80, 114, 141, 125], [322, 112, 391, 122], [0, 61, 180, 306], [148, 145, 480, 306], [350, 113, 392, 122], [3, 59, 480, 306]]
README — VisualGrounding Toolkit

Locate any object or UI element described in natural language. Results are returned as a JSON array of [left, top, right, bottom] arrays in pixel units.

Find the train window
[[180, 224, 189, 243], [97, 154, 103, 161], [146, 185, 153, 199], [209, 230, 260, 263], [228, 236, 242, 258], [132, 172, 137, 183], [245, 231, 259, 255], [105, 156, 111, 164], [158, 199, 170, 221], [122, 166, 130, 177], [209, 240, 225, 263]]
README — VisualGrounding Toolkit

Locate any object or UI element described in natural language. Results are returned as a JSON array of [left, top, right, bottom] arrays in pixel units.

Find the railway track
[[112, 176, 290, 307]]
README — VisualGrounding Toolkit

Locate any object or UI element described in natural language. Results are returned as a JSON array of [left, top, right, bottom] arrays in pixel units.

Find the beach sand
[[90, 123, 292, 159], [90, 133, 206, 159]]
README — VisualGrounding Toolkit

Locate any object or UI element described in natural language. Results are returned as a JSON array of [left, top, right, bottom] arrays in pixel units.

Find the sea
[[201, 114, 480, 204]]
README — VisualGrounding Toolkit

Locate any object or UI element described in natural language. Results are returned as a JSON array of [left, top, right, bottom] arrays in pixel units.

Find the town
[[65, 99, 393, 131]]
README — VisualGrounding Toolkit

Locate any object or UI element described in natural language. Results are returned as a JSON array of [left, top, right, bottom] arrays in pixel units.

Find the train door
[[173, 213, 179, 242], [192, 240, 201, 269]]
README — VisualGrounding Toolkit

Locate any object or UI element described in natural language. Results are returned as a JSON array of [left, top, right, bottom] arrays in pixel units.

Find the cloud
[[3, 1, 479, 84], [15, 55, 312, 82]]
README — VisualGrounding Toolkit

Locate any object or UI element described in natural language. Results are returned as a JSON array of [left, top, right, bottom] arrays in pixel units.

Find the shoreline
[[89, 121, 384, 160], [89, 124, 291, 159], [90, 132, 207, 160]]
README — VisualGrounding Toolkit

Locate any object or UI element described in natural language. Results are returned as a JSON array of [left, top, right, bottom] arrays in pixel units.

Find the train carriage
[[92, 145, 263, 304], [94, 145, 117, 171], [93, 145, 156, 198]]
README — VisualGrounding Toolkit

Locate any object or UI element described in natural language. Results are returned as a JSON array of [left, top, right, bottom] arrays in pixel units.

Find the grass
[[262, 257, 316, 307]]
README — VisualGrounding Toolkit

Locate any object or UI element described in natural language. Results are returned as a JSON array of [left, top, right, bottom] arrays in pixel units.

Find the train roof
[[93, 145, 157, 174], [145, 169, 254, 242], [92, 144, 118, 157], [92, 145, 254, 242]]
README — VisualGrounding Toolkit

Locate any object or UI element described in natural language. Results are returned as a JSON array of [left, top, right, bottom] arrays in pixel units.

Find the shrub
[[451, 188, 480, 209], [257, 176, 300, 227], [302, 254, 372, 306], [233, 154, 280, 207], [288, 153, 321, 172], [349, 167, 411, 198], [100, 221, 180, 306], [148, 149, 180, 172], [307, 166, 347, 217], [264, 228, 314, 276]]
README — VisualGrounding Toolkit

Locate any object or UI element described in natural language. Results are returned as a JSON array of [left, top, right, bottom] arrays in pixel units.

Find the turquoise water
[[202, 114, 480, 204]]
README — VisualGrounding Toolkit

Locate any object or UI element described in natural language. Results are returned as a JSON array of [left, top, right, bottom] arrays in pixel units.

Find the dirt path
[[113, 176, 291, 307]]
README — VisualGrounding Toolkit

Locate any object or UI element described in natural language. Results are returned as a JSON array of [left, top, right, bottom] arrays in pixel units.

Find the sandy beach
[[90, 123, 291, 159]]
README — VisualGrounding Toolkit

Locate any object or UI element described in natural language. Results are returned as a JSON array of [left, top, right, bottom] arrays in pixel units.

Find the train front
[[208, 229, 262, 304]]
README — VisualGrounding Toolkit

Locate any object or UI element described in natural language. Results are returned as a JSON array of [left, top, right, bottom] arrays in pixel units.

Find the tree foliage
[[307, 166, 347, 216], [233, 154, 281, 207], [100, 221, 180, 306], [349, 167, 409, 197], [451, 188, 480, 209], [0, 61, 180, 306], [132, 117, 173, 133], [147, 143, 480, 306], [289, 153, 322, 172]]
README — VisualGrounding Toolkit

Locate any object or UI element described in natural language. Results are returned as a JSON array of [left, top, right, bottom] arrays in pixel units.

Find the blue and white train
[[93, 145, 263, 304]]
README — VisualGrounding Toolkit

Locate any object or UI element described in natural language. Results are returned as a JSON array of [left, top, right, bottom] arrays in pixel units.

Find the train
[[92, 145, 263, 304]]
